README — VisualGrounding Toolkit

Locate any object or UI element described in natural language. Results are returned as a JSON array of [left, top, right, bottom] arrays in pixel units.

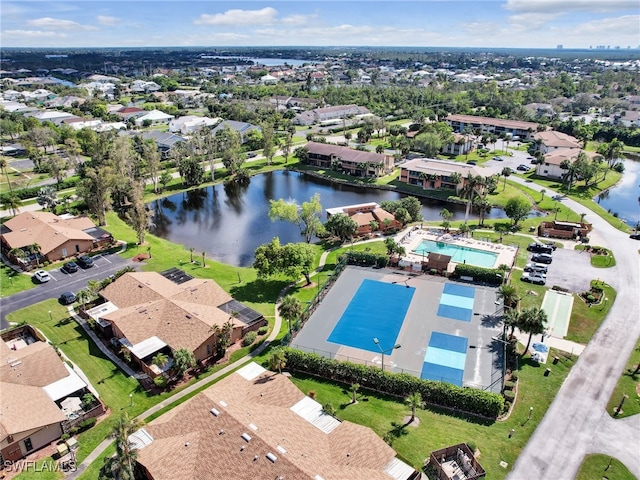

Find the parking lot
[[541, 248, 594, 293]]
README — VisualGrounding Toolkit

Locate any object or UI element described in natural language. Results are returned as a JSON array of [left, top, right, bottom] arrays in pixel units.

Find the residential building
[[23, 110, 76, 125], [326, 203, 402, 235], [533, 131, 581, 154], [399, 158, 484, 193], [1, 212, 109, 267], [446, 114, 538, 140], [96, 272, 265, 376], [0, 325, 99, 462], [134, 109, 174, 127], [130, 362, 419, 480], [269, 95, 318, 109], [130, 80, 161, 93], [293, 104, 369, 126], [134, 131, 186, 159], [614, 110, 640, 128], [535, 148, 580, 179], [168, 115, 220, 134], [305, 142, 394, 177], [114, 106, 146, 120], [441, 133, 474, 156], [211, 120, 261, 144]]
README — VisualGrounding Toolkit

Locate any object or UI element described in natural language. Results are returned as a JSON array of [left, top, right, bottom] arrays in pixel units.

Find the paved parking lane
[[539, 247, 595, 293]]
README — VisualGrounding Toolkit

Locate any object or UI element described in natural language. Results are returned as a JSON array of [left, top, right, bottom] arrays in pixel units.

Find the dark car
[[527, 242, 554, 254], [517, 164, 530, 171], [531, 253, 553, 264], [59, 291, 76, 305], [630, 234, 640, 240], [61, 261, 79, 273], [466, 160, 477, 165], [77, 255, 94, 268]]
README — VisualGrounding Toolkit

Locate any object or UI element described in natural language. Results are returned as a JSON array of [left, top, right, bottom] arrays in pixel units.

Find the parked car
[[541, 241, 557, 251], [61, 261, 79, 273], [33, 269, 51, 283], [524, 262, 548, 274], [517, 164, 530, 171], [630, 234, 640, 240], [59, 291, 76, 305], [246, 152, 257, 158], [531, 253, 553, 264], [77, 255, 94, 268], [492, 156, 504, 161], [466, 160, 477, 165], [527, 242, 554, 254], [521, 272, 546, 285]]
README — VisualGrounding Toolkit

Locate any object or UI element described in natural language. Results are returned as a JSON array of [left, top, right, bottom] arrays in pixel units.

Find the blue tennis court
[[421, 332, 468, 386], [327, 279, 415, 353], [437, 283, 476, 322]]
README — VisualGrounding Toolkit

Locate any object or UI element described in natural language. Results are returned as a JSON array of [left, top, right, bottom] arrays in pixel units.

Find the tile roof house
[[305, 142, 394, 177], [211, 120, 261, 144], [98, 272, 265, 374], [446, 114, 538, 140], [399, 158, 484, 194], [1, 212, 99, 266], [0, 326, 92, 462], [535, 148, 599, 179], [326, 203, 402, 235], [533, 130, 581, 153], [168, 115, 220, 134], [131, 362, 418, 480]]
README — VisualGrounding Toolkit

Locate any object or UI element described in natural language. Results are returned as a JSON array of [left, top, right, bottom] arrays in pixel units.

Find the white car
[[524, 262, 548, 274], [33, 269, 51, 283], [521, 272, 546, 285]]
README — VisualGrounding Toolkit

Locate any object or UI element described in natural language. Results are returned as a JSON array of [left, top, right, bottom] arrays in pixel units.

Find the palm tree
[[268, 348, 287, 374], [29, 243, 42, 267], [103, 413, 144, 480], [189, 247, 194, 263], [172, 348, 195, 378], [503, 307, 521, 337], [461, 174, 484, 224], [0, 156, 14, 196], [8, 247, 27, 266], [406, 392, 424, 424], [449, 172, 462, 193], [473, 195, 491, 226], [501, 167, 511, 191], [3, 193, 22, 217], [152, 352, 169, 369], [76, 289, 90, 309], [322, 402, 337, 417], [350, 383, 360, 404], [518, 307, 547, 356], [278, 295, 302, 333], [497, 283, 519, 311]]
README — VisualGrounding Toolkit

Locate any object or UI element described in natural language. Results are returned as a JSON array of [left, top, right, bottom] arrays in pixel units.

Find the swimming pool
[[413, 240, 498, 268]]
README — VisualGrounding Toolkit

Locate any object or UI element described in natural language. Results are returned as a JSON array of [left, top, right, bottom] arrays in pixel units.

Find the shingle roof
[[446, 114, 538, 131], [136, 365, 406, 480], [306, 142, 387, 165], [1, 212, 95, 254], [534, 130, 581, 149], [402, 157, 483, 177], [100, 273, 240, 353], [0, 341, 69, 387], [0, 382, 66, 437]]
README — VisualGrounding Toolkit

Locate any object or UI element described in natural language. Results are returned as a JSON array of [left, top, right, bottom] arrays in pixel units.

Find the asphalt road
[[0, 252, 137, 330]]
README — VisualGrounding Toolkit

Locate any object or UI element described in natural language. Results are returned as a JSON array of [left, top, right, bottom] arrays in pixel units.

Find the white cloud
[[27, 17, 97, 31], [503, 0, 638, 13], [571, 14, 640, 35], [281, 14, 315, 26], [3, 29, 66, 38], [194, 7, 277, 26], [508, 12, 562, 30], [97, 15, 120, 26]]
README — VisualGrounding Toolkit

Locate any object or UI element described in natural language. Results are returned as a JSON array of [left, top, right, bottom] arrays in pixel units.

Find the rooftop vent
[[266, 453, 277, 463], [184, 442, 189, 447], [276, 445, 287, 454], [240, 445, 246, 451], [219, 400, 228, 407], [253, 455, 259, 462], [248, 423, 258, 431], [218, 429, 225, 435], [210, 408, 220, 417], [241, 433, 251, 443]]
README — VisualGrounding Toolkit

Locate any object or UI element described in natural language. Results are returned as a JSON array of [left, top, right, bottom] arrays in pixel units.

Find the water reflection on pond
[[149, 171, 508, 267], [596, 159, 640, 227]]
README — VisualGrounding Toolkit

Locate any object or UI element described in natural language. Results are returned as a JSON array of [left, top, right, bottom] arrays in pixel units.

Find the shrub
[[154, 376, 167, 388], [586, 294, 596, 303], [510, 371, 519, 382], [258, 326, 268, 335], [79, 417, 96, 429], [341, 251, 389, 268], [503, 381, 516, 391], [452, 264, 504, 286], [61, 433, 70, 441], [503, 390, 516, 402], [282, 348, 504, 418], [467, 440, 478, 453], [242, 331, 257, 346]]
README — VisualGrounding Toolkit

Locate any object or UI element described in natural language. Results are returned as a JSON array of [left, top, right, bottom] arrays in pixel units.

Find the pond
[[595, 159, 640, 227], [149, 171, 507, 267]]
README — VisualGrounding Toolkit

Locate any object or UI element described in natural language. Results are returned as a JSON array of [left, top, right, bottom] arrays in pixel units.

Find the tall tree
[[125, 183, 151, 244], [504, 197, 531, 227], [253, 238, 316, 285], [261, 122, 275, 165], [217, 126, 244, 175], [37, 186, 58, 211], [278, 295, 302, 333], [142, 139, 161, 193], [406, 392, 424, 424], [282, 132, 293, 164], [324, 213, 358, 242], [461, 174, 484, 224], [268, 193, 323, 243], [268, 348, 287, 374], [101, 413, 144, 480], [78, 164, 116, 226], [518, 307, 547, 356], [172, 348, 196, 378]]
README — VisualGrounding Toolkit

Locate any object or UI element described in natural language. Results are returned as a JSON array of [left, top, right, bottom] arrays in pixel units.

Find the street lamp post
[[48, 310, 53, 322], [373, 338, 401, 372], [129, 393, 133, 407]]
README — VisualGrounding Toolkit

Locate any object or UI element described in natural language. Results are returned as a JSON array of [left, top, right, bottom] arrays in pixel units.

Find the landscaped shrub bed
[[452, 264, 504, 286], [283, 348, 504, 419], [341, 251, 389, 268]]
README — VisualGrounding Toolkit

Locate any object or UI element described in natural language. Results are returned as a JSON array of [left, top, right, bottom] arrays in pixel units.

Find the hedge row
[[451, 264, 504, 286], [0, 176, 79, 202], [283, 348, 504, 419], [341, 251, 389, 268]]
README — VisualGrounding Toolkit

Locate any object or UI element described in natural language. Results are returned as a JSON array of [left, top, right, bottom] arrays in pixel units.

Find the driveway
[[0, 252, 137, 330]]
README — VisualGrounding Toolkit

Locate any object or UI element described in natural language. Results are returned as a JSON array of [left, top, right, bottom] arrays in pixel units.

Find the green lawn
[[575, 454, 636, 480], [574, 244, 616, 268], [289, 348, 576, 479], [566, 280, 616, 344], [606, 339, 640, 419], [0, 263, 35, 297]]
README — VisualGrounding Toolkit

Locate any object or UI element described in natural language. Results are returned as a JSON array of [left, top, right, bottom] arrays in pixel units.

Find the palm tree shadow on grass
[[383, 421, 409, 446]]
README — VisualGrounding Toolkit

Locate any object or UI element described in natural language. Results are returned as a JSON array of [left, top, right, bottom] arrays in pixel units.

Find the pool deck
[[395, 227, 518, 271]]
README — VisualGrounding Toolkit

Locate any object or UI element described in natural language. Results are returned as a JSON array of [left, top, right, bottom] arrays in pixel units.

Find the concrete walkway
[[507, 178, 640, 479]]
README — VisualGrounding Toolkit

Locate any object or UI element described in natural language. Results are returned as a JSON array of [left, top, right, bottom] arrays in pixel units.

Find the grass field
[[566, 280, 616, 344], [289, 348, 577, 479], [606, 339, 640, 419], [0, 263, 35, 297], [575, 454, 636, 480]]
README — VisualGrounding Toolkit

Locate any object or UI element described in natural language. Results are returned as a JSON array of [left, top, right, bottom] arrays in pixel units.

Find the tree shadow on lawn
[[230, 278, 289, 304]]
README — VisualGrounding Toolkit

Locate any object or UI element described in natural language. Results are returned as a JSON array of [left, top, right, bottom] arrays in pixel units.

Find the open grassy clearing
[[289, 348, 577, 480], [575, 454, 636, 480], [565, 281, 616, 344], [606, 338, 640, 419], [0, 263, 35, 297]]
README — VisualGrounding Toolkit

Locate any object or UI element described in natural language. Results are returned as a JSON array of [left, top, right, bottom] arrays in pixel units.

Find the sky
[[1, 0, 639, 50]]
